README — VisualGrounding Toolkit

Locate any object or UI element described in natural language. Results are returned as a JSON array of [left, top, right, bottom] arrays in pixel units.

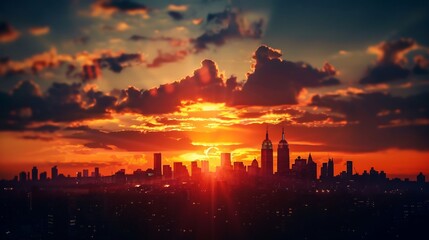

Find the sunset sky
[[0, 0, 428, 179]]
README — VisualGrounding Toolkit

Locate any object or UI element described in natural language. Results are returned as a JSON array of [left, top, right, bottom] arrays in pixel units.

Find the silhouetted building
[[154, 153, 162, 177], [417, 172, 425, 184], [191, 161, 201, 178], [94, 167, 100, 178], [51, 166, 58, 180], [306, 153, 317, 180], [292, 156, 307, 178], [261, 128, 273, 175], [83, 169, 89, 178], [201, 160, 209, 173], [233, 162, 246, 174], [76, 172, 82, 178], [173, 162, 189, 179], [221, 153, 232, 170], [248, 159, 259, 176], [19, 171, 27, 182], [277, 127, 290, 175], [163, 165, 172, 179], [328, 158, 334, 178], [114, 169, 126, 184], [31, 166, 38, 181], [39, 171, 47, 181], [346, 161, 353, 177], [321, 163, 328, 179]]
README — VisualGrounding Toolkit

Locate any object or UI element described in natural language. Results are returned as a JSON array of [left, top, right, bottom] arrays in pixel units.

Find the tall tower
[[154, 153, 162, 177], [328, 158, 334, 178], [261, 127, 273, 175], [277, 127, 290, 175]]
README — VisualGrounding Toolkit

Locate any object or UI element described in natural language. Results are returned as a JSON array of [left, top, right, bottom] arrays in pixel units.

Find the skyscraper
[[83, 169, 89, 178], [31, 166, 38, 181], [261, 128, 273, 175], [154, 153, 162, 177], [51, 166, 58, 180], [328, 158, 334, 178], [277, 127, 290, 175], [306, 153, 317, 180], [163, 165, 172, 179], [94, 167, 100, 178], [221, 153, 232, 170], [346, 161, 353, 177]]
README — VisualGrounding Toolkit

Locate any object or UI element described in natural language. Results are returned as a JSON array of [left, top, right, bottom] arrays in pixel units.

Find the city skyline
[[6, 127, 426, 182]]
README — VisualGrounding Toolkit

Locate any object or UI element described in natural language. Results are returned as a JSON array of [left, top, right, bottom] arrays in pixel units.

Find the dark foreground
[[1, 177, 428, 240]]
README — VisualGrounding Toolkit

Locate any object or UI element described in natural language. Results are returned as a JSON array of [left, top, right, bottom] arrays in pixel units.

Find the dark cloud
[[310, 91, 429, 127], [117, 59, 236, 114], [192, 9, 264, 52], [359, 38, 428, 84], [234, 45, 340, 106], [168, 11, 183, 21], [96, 53, 143, 73], [0, 80, 117, 130], [0, 22, 20, 43], [147, 50, 188, 68]]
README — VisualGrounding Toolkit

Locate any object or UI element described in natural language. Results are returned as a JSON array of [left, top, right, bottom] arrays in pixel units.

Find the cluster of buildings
[[12, 128, 427, 184]]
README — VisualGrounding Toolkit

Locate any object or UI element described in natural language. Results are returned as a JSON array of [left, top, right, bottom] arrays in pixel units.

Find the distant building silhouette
[[328, 158, 334, 178], [321, 162, 328, 179], [19, 171, 27, 182], [306, 153, 317, 180], [51, 166, 58, 180], [191, 161, 201, 178], [346, 161, 353, 177], [154, 153, 162, 177], [277, 127, 290, 176], [221, 153, 232, 170], [261, 128, 273, 175], [292, 156, 307, 178], [163, 165, 172, 179], [94, 167, 100, 178], [31, 166, 38, 181], [39, 171, 47, 181], [173, 162, 189, 179], [248, 159, 259, 176], [83, 169, 89, 178], [233, 162, 246, 174]]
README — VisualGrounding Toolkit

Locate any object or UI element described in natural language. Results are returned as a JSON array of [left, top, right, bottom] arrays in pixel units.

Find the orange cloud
[[0, 22, 20, 43], [28, 26, 50, 36]]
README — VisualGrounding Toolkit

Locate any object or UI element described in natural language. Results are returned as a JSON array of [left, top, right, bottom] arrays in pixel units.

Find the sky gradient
[[1, 0, 428, 179]]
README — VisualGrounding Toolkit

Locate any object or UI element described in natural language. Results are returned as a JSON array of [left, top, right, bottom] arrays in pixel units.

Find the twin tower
[[261, 128, 290, 175]]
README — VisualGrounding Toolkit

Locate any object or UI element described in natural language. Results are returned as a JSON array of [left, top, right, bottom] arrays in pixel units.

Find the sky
[[0, 0, 428, 179]]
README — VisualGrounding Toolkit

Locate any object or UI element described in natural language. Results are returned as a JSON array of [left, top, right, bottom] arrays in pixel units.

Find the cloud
[[0, 22, 20, 43], [117, 59, 236, 114], [359, 38, 426, 84], [234, 45, 340, 106], [168, 11, 184, 21], [147, 50, 188, 68], [66, 127, 197, 151], [28, 26, 50, 36], [191, 8, 264, 52], [310, 91, 429, 128], [91, 0, 148, 18], [167, 4, 188, 12], [0, 80, 117, 129], [0, 47, 144, 81]]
